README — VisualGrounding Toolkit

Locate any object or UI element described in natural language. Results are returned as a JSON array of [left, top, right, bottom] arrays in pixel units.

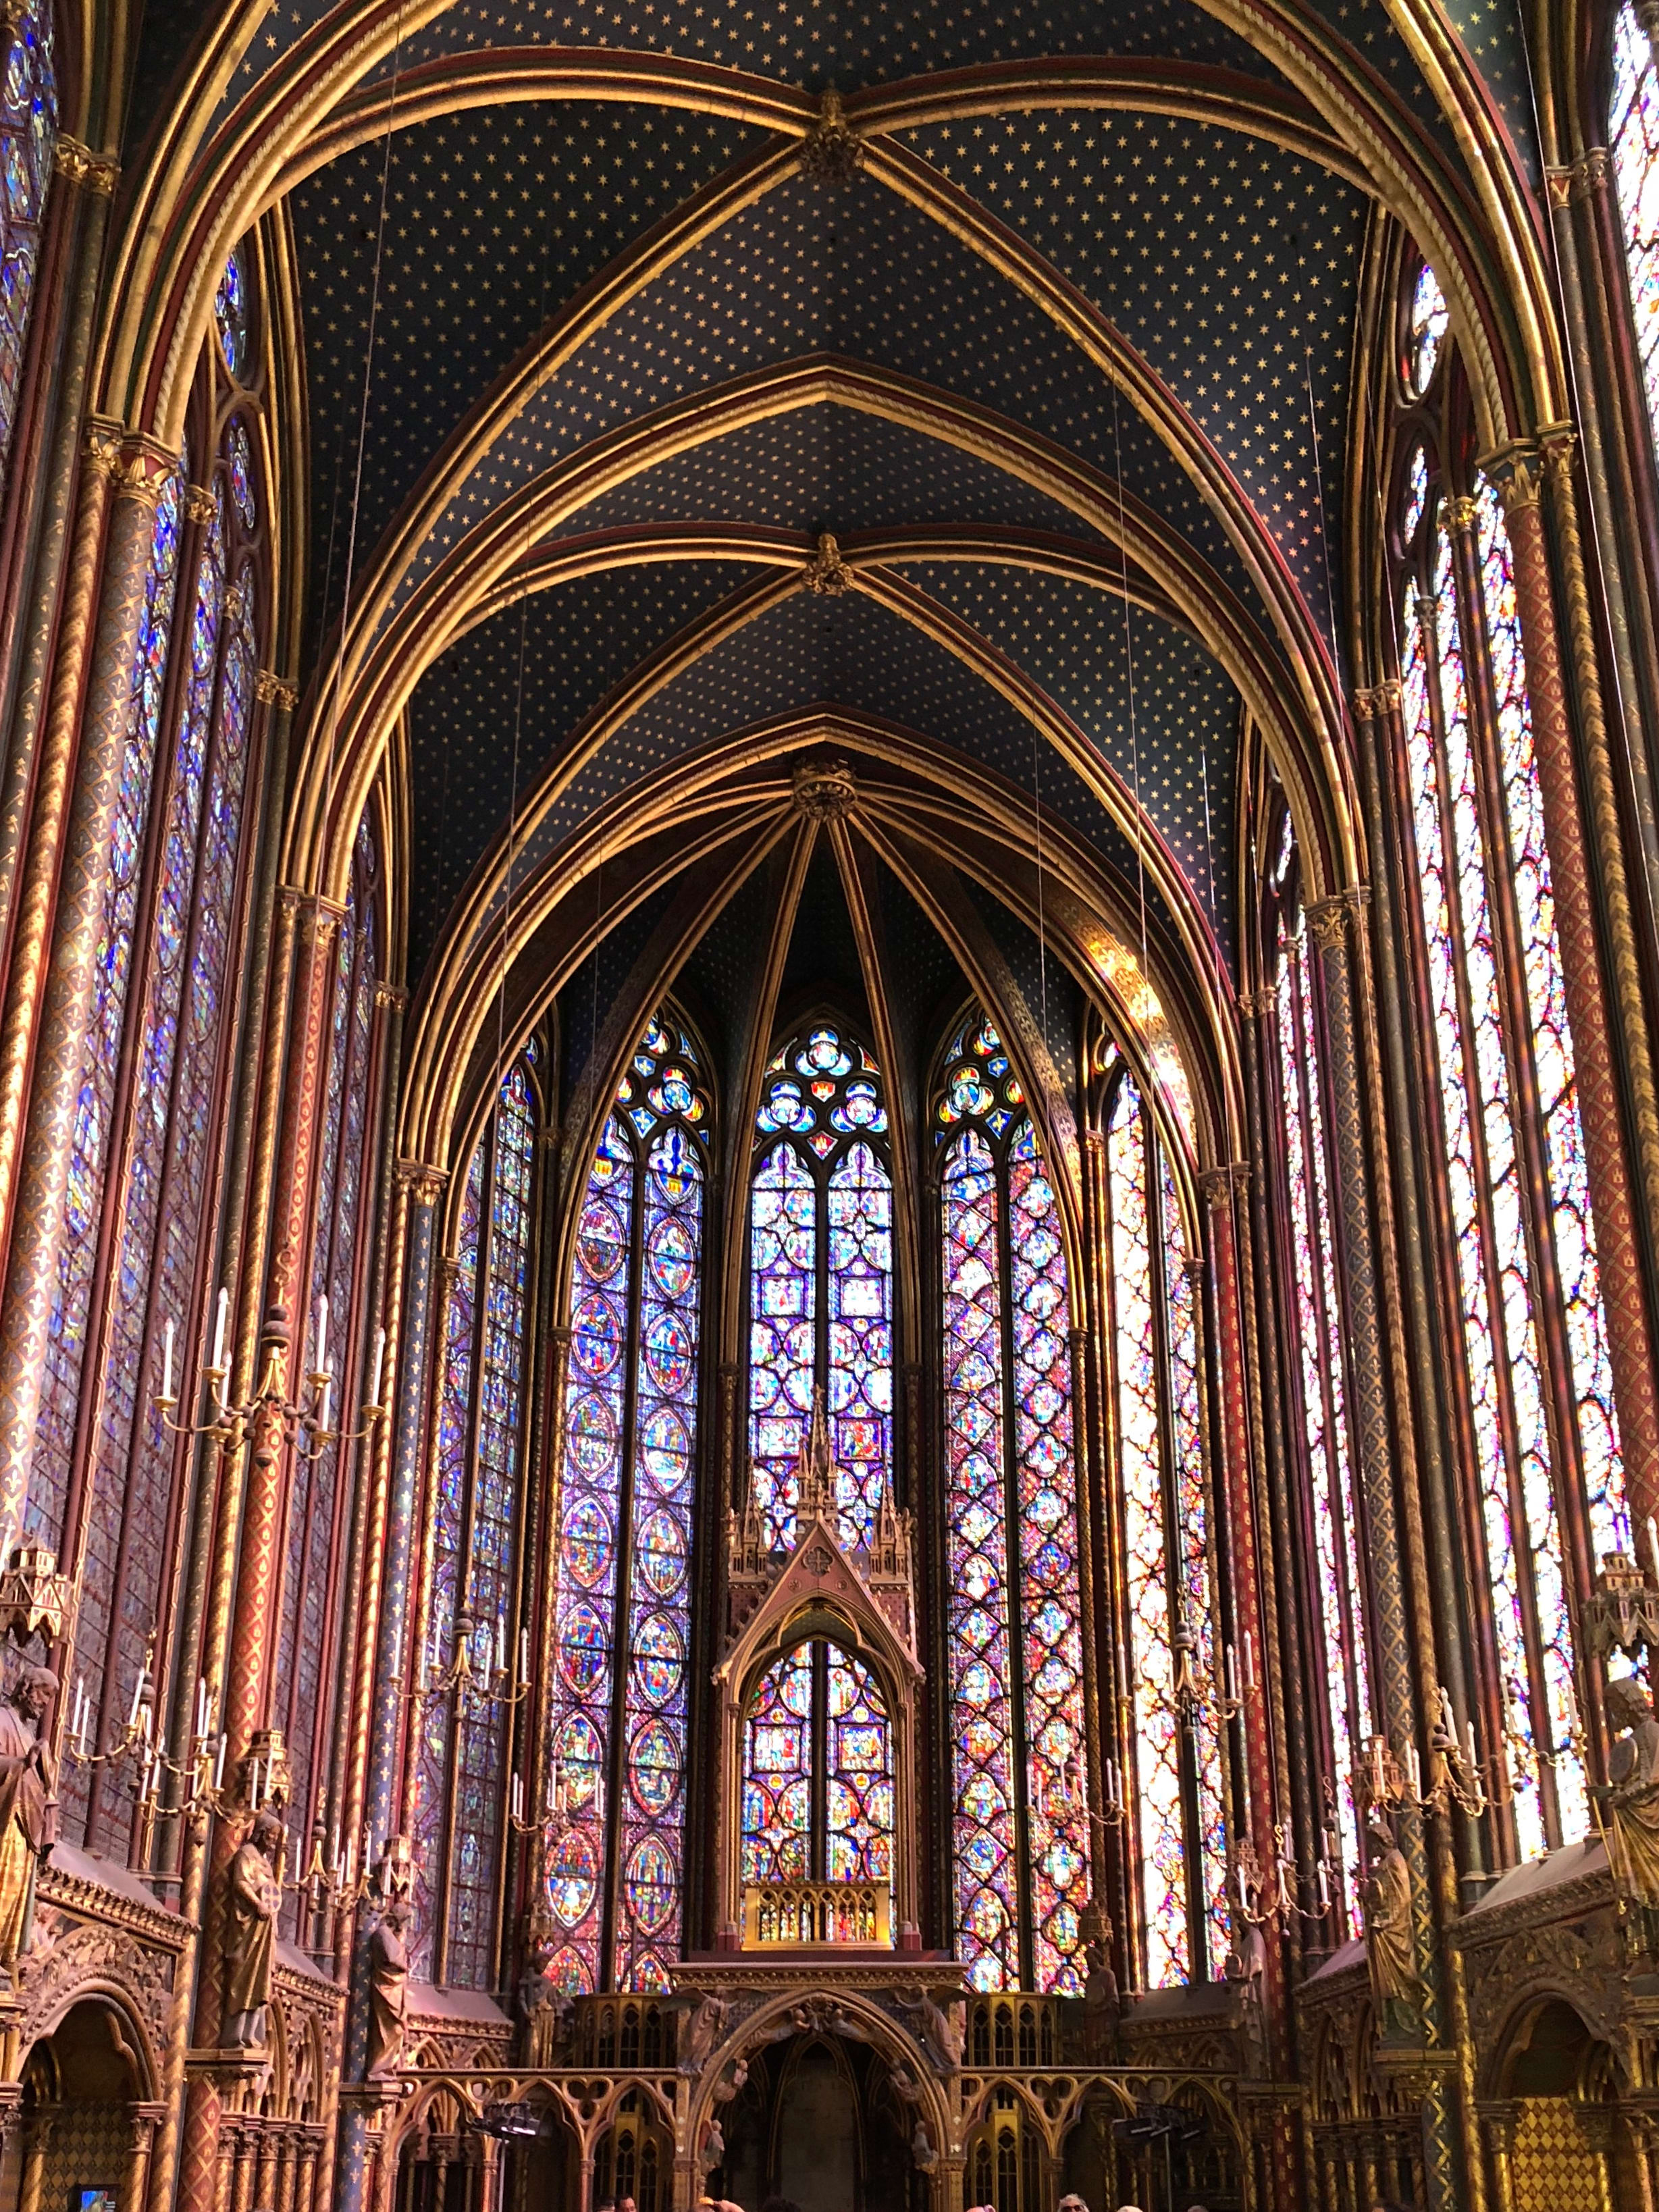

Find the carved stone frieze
[[11, 1900, 178, 2068]]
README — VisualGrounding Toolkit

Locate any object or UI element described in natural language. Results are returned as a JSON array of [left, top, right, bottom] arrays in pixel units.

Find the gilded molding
[[396, 1159, 447, 1205], [254, 669, 298, 710], [1200, 1162, 1251, 1205], [53, 138, 118, 195], [1477, 440, 1544, 514], [798, 87, 863, 183]]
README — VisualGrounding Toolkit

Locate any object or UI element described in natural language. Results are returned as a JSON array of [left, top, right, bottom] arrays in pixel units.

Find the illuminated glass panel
[[30, 467, 184, 1548], [1612, 5, 1659, 463], [748, 1026, 893, 1552], [941, 1013, 1087, 1994], [1275, 907, 1369, 1935], [215, 246, 248, 379], [614, 1123, 702, 1994], [548, 1013, 707, 1993], [943, 1124, 1017, 1992], [1407, 259, 1448, 394], [1400, 521, 1572, 1853], [827, 1648, 893, 1882], [0, 0, 55, 495], [742, 1646, 814, 1882]]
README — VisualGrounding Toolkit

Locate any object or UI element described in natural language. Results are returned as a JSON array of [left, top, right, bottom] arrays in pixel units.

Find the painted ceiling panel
[[962, 874, 1082, 1107], [779, 841, 870, 1016], [872, 850, 973, 1080], [360, 0, 1283, 93], [289, 99, 763, 645], [405, 556, 754, 974], [1291, 0, 1467, 169], [1440, 0, 1537, 178], [397, 169, 1255, 628], [557, 873, 683, 1106], [902, 110, 1366, 640], [901, 562, 1237, 962], [497, 585, 1157, 910], [679, 843, 797, 1089], [563, 402, 1093, 537]]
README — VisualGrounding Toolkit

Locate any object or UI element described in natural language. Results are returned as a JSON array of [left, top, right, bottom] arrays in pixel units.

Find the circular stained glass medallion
[[631, 1612, 685, 1705]]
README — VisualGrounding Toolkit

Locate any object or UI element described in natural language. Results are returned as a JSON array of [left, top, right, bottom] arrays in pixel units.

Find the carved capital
[[1200, 1163, 1250, 1206], [82, 417, 124, 482], [53, 137, 118, 194], [1443, 494, 1479, 537], [803, 531, 855, 596], [1537, 420, 1580, 490], [1235, 989, 1271, 1018], [396, 1159, 447, 1206], [792, 754, 857, 818], [1478, 440, 1544, 514], [1351, 680, 1400, 722], [255, 669, 298, 711], [110, 435, 178, 507], [372, 980, 409, 1011], [184, 482, 217, 525], [223, 581, 246, 622], [1305, 895, 1353, 952]]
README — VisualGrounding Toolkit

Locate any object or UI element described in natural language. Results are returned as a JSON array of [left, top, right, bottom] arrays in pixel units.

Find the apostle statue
[[365, 1897, 411, 2079], [0, 1665, 57, 1979], [1361, 1809, 1426, 2039], [1594, 1675, 1659, 1943], [223, 1808, 284, 2049]]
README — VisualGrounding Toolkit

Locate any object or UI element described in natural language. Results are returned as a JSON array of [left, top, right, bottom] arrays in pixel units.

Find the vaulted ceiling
[[126, 0, 1543, 1171]]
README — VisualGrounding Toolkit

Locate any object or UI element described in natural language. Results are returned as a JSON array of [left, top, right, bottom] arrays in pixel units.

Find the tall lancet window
[[411, 1050, 539, 1988], [1611, 4, 1659, 458], [1392, 259, 1623, 1857], [0, 0, 56, 497], [741, 1627, 895, 1909], [544, 1014, 708, 1996], [939, 1013, 1088, 1995], [1266, 828, 1371, 1937], [748, 1024, 893, 1552], [1105, 1064, 1226, 1989], [29, 248, 267, 1856]]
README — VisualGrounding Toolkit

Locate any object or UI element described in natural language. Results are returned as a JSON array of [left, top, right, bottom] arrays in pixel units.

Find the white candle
[[510, 1773, 523, 1822], [369, 1325, 386, 1407], [213, 1733, 226, 1788], [519, 1626, 530, 1683], [1404, 1745, 1421, 1798], [1648, 1514, 1659, 1589], [1465, 1718, 1477, 1775], [1223, 1643, 1238, 1706], [1439, 1685, 1456, 1741], [212, 1286, 229, 1373], [495, 1614, 506, 1675], [315, 1294, 329, 1372], [1316, 1860, 1331, 1912], [161, 1317, 175, 1402], [1242, 1629, 1255, 1689]]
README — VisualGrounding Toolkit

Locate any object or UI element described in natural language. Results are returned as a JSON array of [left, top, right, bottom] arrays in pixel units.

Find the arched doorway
[[1493, 1998, 1616, 2211], [5, 1998, 155, 2212], [710, 2032, 920, 2212]]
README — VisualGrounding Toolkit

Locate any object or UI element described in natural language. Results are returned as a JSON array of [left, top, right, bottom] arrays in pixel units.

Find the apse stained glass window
[[1406, 257, 1447, 394], [939, 1014, 1090, 1995], [410, 1053, 537, 1988], [1272, 895, 1370, 1937], [739, 1639, 894, 1887], [545, 1014, 707, 1995], [0, 0, 56, 497], [1394, 367, 1623, 1856], [1107, 1069, 1226, 1988], [215, 246, 248, 379], [749, 1025, 893, 1552], [32, 330, 267, 1854], [277, 820, 380, 1933], [1611, 5, 1659, 463]]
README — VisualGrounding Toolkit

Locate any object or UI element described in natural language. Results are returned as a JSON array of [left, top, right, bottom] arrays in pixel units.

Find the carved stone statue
[[365, 1897, 411, 2078], [699, 2118, 725, 2176], [912, 2122, 937, 2174], [0, 1665, 57, 1980], [900, 1982, 964, 2070], [521, 1943, 571, 2067], [1082, 1930, 1120, 2059], [1361, 1810, 1426, 2038], [1596, 1675, 1659, 1922], [680, 1993, 727, 2075], [223, 1808, 284, 2049]]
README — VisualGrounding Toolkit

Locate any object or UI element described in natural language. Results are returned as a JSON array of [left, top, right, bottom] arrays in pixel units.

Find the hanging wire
[[1030, 711, 1049, 1051], [1304, 344, 1344, 684], [318, 3, 406, 835], [1110, 383, 1151, 990]]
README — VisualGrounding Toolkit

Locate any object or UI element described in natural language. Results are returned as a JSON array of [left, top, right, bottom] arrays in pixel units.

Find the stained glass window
[[545, 1013, 708, 1995], [0, 0, 55, 498], [1107, 1070, 1226, 1987], [1406, 257, 1447, 394], [739, 1638, 893, 1887], [1612, 5, 1659, 464], [748, 1025, 893, 1551], [1394, 413, 1623, 1856], [410, 1053, 537, 1988], [1271, 891, 1371, 1937], [939, 1013, 1090, 1994], [34, 373, 265, 1853], [277, 819, 380, 1936], [215, 246, 248, 380]]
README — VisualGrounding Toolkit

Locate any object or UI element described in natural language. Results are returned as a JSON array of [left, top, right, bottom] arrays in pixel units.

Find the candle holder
[[1362, 1696, 1492, 1822], [418, 1610, 533, 1711], [154, 1286, 389, 1467], [1232, 1826, 1329, 1929]]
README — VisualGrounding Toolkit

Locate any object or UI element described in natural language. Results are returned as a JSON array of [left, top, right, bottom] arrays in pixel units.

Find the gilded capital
[[82, 418, 123, 482], [1235, 989, 1271, 1018], [255, 669, 298, 711], [111, 435, 178, 508], [1352, 680, 1400, 724], [1200, 1163, 1250, 1207], [1478, 440, 1543, 515], [396, 1159, 447, 1206], [372, 980, 409, 1011], [1537, 421, 1579, 489], [1305, 895, 1352, 952], [53, 138, 117, 195], [184, 483, 217, 525], [1443, 494, 1479, 537]]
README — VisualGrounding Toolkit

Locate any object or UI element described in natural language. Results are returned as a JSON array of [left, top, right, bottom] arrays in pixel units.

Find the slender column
[[18, 2112, 53, 2212], [0, 144, 118, 971], [124, 2109, 161, 2212], [1307, 895, 1455, 2212], [335, 1164, 445, 2212], [1483, 438, 1659, 1528], [1479, 2103, 1517, 2212], [0, 429, 173, 1540]]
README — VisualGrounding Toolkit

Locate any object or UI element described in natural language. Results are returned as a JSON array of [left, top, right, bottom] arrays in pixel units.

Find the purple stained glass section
[[30, 468, 184, 1552], [827, 1645, 893, 1883], [1612, 6, 1659, 475], [827, 1140, 893, 1549], [742, 1645, 814, 1883], [749, 1141, 815, 1550], [0, 0, 55, 498]]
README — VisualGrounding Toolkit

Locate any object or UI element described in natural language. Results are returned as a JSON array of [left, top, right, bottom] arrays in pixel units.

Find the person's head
[[1608, 1676, 1651, 1729], [16, 1665, 56, 1722], [251, 1807, 285, 1855]]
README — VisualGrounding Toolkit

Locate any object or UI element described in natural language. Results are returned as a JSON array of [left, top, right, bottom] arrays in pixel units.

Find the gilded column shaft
[[0, 436, 170, 1543], [1487, 444, 1659, 1523], [0, 153, 117, 971]]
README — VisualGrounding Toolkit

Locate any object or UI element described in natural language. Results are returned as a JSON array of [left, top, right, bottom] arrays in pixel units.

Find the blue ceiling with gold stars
[[123, 0, 1562, 1097]]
